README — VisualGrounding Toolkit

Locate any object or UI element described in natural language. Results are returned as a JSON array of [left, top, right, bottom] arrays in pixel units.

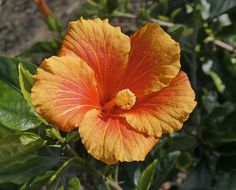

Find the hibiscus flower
[[31, 18, 196, 164]]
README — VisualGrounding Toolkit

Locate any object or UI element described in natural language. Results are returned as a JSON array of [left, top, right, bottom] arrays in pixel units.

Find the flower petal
[[122, 23, 180, 97], [124, 72, 197, 137], [60, 18, 130, 101], [31, 55, 99, 132], [79, 109, 158, 164]]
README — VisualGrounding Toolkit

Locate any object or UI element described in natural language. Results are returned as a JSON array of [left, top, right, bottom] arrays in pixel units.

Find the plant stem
[[74, 157, 123, 190], [112, 11, 136, 19], [49, 157, 75, 184], [105, 178, 123, 190], [212, 38, 236, 53], [65, 144, 122, 190], [65, 144, 78, 157], [149, 17, 174, 27], [114, 164, 119, 182], [191, 24, 198, 91]]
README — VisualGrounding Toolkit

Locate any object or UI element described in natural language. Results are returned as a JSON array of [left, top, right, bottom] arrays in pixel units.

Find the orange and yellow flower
[[31, 18, 197, 164]]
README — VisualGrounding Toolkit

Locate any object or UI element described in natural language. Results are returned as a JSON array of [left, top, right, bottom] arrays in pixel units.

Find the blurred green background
[[0, 0, 236, 189]]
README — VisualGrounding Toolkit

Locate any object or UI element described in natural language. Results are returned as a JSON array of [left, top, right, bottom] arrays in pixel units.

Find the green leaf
[[203, 130, 236, 145], [180, 162, 212, 190], [20, 170, 54, 190], [214, 170, 236, 190], [176, 152, 192, 169], [137, 159, 158, 190], [65, 131, 80, 143], [0, 80, 42, 130], [57, 185, 64, 190], [0, 56, 37, 89], [67, 177, 81, 190], [209, 101, 235, 121], [224, 52, 236, 78], [217, 154, 236, 172], [168, 25, 185, 41], [133, 167, 141, 186], [18, 63, 34, 107], [201, 92, 218, 114], [203, 62, 226, 93], [0, 183, 19, 190], [104, 165, 116, 177], [216, 142, 236, 155], [107, 0, 119, 13], [18, 64, 47, 124], [45, 16, 62, 32], [0, 133, 44, 164], [46, 127, 64, 143], [169, 133, 197, 152], [210, 0, 236, 18], [154, 133, 197, 155], [0, 124, 13, 138], [208, 71, 226, 93], [20, 40, 60, 57], [0, 154, 59, 184], [152, 151, 181, 189], [170, 8, 183, 21]]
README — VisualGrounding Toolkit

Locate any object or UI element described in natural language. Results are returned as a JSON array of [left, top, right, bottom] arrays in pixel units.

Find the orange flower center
[[103, 89, 136, 112]]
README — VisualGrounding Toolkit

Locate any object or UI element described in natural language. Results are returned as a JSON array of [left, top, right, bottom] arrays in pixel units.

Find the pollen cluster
[[115, 89, 136, 110]]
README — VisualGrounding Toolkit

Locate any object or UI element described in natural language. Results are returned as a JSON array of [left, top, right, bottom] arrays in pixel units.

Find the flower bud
[[35, 0, 52, 17]]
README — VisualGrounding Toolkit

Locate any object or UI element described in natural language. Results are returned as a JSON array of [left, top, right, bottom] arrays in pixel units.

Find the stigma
[[115, 89, 136, 110]]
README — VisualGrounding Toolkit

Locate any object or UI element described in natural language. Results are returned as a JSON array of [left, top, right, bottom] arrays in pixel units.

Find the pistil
[[103, 89, 136, 113]]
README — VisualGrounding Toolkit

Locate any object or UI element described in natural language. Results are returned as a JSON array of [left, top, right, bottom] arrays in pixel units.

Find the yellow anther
[[115, 89, 136, 110]]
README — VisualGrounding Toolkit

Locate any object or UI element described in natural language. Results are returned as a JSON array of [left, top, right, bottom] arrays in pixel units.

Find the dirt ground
[[0, 0, 82, 56]]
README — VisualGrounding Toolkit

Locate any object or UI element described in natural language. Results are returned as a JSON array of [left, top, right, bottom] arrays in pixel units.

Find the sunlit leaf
[[45, 16, 62, 33], [18, 63, 34, 107], [46, 127, 64, 142], [65, 131, 80, 143], [207, 71, 226, 93], [203, 61, 226, 93], [57, 185, 64, 190], [137, 159, 158, 190], [0, 80, 42, 130], [67, 177, 81, 190]]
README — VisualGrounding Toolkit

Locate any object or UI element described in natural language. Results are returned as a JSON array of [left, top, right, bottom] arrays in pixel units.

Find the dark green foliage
[[214, 170, 236, 190], [0, 56, 37, 89], [210, 0, 236, 18]]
